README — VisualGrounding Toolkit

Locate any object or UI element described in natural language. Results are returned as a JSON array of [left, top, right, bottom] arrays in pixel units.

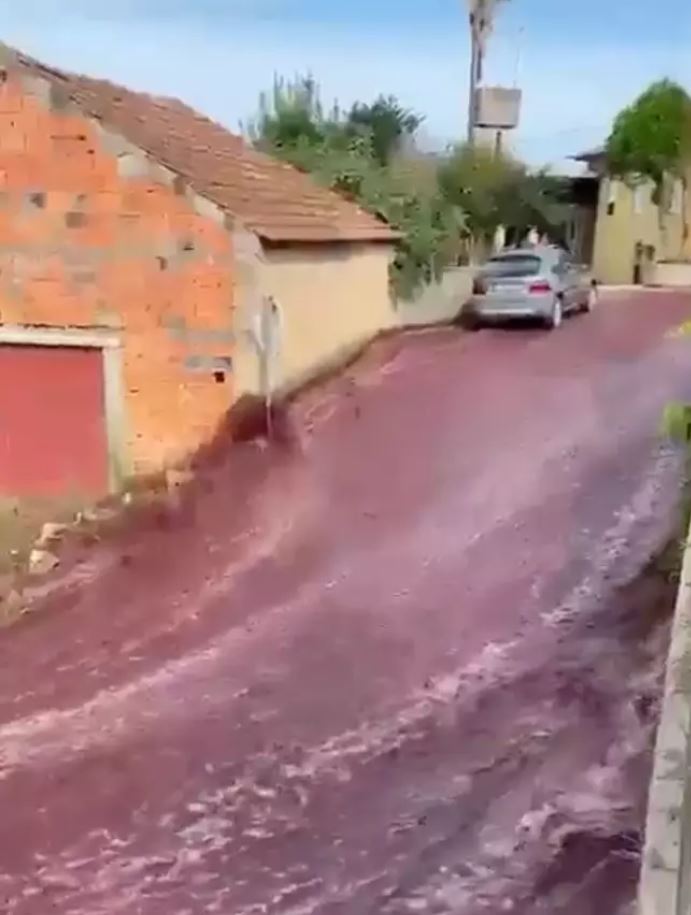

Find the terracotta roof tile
[[8, 47, 398, 245]]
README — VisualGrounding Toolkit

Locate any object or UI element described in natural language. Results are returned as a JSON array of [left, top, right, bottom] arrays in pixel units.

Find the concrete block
[[236, 226, 263, 258], [20, 74, 52, 107], [95, 125, 137, 159], [669, 623, 691, 690], [148, 162, 177, 188], [115, 152, 151, 180], [656, 694, 691, 769], [64, 211, 88, 229], [639, 864, 679, 915], [72, 269, 97, 285], [36, 522, 68, 548], [48, 83, 71, 111], [0, 44, 18, 68], [652, 262, 691, 288], [162, 315, 187, 334], [184, 354, 233, 373], [173, 326, 235, 345], [191, 192, 225, 225], [647, 776, 685, 817], [155, 237, 180, 259], [28, 548, 59, 577], [94, 308, 123, 329]]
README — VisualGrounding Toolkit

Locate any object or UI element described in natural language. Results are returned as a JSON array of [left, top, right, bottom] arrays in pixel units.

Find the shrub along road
[[1, 291, 691, 913]]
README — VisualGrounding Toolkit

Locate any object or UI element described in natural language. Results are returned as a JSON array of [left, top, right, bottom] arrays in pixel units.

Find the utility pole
[[466, 0, 506, 145]]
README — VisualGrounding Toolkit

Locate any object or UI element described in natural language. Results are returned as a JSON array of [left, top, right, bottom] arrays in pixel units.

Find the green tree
[[248, 75, 464, 298], [248, 75, 328, 151], [346, 96, 423, 166], [606, 80, 691, 195], [606, 80, 691, 246], [438, 144, 567, 252]]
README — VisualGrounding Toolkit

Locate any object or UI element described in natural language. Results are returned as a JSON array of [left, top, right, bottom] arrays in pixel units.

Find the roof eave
[[257, 229, 401, 245]]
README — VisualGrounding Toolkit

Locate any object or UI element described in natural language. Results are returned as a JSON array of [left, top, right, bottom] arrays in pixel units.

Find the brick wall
[[0, 71, 235, 476]]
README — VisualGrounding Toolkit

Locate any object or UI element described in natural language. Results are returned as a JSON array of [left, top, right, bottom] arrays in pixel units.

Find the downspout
[[251, 295, 283, 439]]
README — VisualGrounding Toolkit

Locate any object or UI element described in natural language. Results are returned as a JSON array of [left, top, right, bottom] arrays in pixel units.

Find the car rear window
[[483, 255, 541, 278]]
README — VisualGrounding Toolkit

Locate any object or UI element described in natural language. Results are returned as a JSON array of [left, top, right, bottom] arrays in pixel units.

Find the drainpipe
[[252, 295, 283, 438]]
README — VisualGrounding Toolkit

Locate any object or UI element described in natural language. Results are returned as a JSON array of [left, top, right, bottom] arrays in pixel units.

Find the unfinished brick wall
[[0, 70, 235, 477]]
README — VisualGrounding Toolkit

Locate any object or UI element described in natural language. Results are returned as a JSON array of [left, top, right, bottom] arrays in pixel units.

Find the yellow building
[[576, 149, 686, 286]]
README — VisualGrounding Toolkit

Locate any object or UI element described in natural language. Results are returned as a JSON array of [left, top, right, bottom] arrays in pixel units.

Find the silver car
[[461, 246, 597, 330]]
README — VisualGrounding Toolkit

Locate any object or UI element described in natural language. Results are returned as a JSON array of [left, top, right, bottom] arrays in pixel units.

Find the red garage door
[[0, 345, 109, 498]]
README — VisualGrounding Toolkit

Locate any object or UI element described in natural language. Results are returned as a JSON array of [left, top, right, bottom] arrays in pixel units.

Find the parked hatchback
[[461, 246, 597, 330]]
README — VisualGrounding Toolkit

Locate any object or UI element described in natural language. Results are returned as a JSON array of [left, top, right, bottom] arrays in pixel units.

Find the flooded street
[[2, 291, 691, 913]]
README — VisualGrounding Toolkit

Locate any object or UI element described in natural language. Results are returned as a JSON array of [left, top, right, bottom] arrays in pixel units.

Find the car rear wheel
[[545, 297, 563, 330], [458, 309, 481, 331]]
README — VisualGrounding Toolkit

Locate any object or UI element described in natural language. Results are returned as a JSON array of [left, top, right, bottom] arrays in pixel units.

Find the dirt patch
[[0, 495, 88, 572]]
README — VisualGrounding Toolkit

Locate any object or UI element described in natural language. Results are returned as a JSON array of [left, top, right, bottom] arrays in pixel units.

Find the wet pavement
[[2, 291, 691, 914]]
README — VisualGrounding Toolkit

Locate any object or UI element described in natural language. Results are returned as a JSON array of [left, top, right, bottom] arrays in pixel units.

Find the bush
[[248, 76, 464, 299], [438, 144, 568, 247]]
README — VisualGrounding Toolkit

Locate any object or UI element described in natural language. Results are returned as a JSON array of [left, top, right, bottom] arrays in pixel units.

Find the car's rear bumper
[[464, 293, 553, 320]]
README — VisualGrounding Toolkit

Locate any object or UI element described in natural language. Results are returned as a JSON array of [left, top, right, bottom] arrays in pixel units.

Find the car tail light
[[472, 277, 486, 295], [528, 281, 552, 294]]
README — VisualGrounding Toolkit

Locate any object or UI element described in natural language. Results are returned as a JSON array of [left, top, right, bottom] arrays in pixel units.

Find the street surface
[[2, 291, 691, 914]]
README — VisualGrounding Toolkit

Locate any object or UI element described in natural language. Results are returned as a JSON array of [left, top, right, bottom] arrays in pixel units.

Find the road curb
[[639, 525, 691, 914]]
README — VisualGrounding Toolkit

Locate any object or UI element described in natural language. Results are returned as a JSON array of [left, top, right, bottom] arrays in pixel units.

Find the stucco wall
[[592, 177, 684, 285], [651, 261, 691, 287], [395, 267, 474, 326], [233, 241, 395, 397], [0, 69, 235, 479]]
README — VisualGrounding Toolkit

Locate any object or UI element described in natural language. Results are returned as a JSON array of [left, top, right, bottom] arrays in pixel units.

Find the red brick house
[[0, 45, 397, 501]]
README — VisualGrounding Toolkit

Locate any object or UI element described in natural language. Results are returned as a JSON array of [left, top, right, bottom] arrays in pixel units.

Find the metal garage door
[[0, 344, 109, 498]]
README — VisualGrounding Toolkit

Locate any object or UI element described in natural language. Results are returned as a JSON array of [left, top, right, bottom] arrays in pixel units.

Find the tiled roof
[[9, 47, 398, 244]]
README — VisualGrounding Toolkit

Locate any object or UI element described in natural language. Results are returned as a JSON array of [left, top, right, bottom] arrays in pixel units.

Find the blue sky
[[0, 0, 690, 169]]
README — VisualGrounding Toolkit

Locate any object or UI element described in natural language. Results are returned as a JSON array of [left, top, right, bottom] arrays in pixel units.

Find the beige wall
[[233, 240, 395, 398], [593, 177, 685, 285], [395, 267, 474, 326], [651, 261, 691, 287]]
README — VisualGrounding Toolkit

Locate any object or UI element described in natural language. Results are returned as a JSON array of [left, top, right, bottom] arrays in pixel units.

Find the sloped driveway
[[2, 291, 691, 914]]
